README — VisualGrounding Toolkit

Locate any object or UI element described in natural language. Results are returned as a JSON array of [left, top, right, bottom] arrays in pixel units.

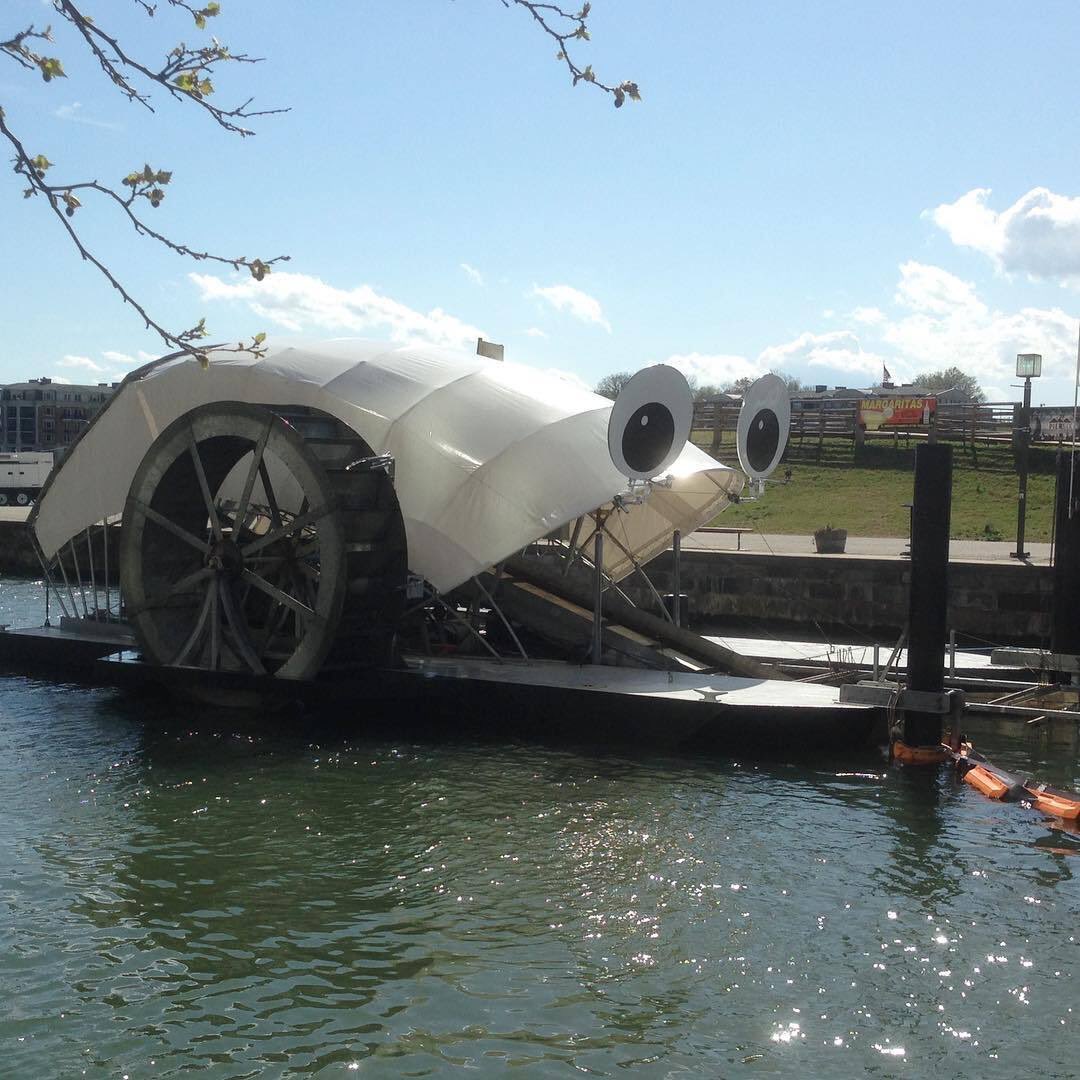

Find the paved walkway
[[685, 529, 1052, 565], [0, 506, 1052, 565]]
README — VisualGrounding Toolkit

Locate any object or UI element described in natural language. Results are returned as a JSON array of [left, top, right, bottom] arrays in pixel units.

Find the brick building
[[0, 378, 117, 453]]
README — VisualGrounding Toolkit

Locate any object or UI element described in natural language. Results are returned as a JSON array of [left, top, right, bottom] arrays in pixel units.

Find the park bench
[[694, 525, 753, 550]]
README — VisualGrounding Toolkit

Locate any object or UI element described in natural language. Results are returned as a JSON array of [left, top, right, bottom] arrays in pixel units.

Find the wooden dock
[[0, 622, 886, 751]]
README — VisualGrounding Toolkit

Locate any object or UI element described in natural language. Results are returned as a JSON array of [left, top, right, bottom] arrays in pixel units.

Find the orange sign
[[858, 397, 936, 431]]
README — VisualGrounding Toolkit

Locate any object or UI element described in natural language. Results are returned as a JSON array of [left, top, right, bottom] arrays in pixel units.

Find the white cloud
[[54, 102, 122, 130], [460, 262, 484, 286], [58, 354, 104, 372], [878, 260, 1079, 386], [849, 306, 887, 326], [531, 284, 611, 333], [759, 330, 887, 378], [664, 351, 763, 388], [893, 261, 985, 317], [931, 187, 1080, 286], [189, 270, 484, 350], [102, 350, 147, 369], [881, 300, 1077, 388], [768, 262, 1079, 395], [524, 327, 548, 338], [55, 350, 151, 383]]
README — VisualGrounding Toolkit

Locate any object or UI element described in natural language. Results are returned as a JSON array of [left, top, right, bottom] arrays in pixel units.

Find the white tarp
[[31, 341, 742, 591]]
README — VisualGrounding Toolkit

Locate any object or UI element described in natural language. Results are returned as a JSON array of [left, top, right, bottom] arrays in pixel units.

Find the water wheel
[[119, 402, 407, 680]]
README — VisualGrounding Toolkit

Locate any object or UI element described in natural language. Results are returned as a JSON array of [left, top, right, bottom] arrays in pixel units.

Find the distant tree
[[773, 370, 805, 393], [724, 376, 755, 395], [692, 382, 725, 401], [595, 371, 633, 399], [723, 370, 804, 395], [911, 366, 986, 403]]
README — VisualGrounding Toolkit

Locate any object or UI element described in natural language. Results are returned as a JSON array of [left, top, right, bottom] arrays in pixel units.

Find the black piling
[[904, 444, 952, 748], [1051, 450, 1080, 656]]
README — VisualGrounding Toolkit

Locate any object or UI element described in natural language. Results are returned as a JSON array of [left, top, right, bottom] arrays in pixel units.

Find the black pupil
[[746, 409, 780, 472], [623, 402, 675, 474]]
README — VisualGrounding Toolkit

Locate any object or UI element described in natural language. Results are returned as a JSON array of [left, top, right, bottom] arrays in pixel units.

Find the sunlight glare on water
[[0, 578, 1077, 1077]]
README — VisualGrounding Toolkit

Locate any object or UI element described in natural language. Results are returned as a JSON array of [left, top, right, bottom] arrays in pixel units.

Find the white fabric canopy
[[32, 341, 743, 590]]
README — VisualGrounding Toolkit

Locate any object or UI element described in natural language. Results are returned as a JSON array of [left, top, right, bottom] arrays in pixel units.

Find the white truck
[[0, 452, 53, 506]]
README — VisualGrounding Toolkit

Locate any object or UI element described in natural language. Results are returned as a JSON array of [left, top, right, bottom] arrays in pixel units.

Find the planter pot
[[814, 527, 848, 554]]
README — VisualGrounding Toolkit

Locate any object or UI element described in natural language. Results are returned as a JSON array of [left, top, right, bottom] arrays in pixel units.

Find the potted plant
[[813, 524, 847, 554]]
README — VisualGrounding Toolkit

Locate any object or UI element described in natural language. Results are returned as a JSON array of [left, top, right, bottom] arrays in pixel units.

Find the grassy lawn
[[696, 432, 1060, 541]]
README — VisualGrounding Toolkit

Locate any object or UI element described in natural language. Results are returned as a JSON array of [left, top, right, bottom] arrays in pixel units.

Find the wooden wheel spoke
[[240, 567, 322, 624], [188, 427, 223, 542], [128, 566, 213, 617], [218, 579, 268, 675], [295, 538, 320, 560], [245, 554, 288, 568], [123, 403, 400, 684], [295, 561, 321, 584], [241, 504, 332, 558], [131, 498, 210, 555], [209, 580, 221, 669], [235, 419, 273, 530], [172, 581, 215, 666], [257, 460, 284, 532], [256, 589, 298, 654]]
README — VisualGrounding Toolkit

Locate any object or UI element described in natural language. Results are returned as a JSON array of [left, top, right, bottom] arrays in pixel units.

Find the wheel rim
[[120, 403, 349, 679]]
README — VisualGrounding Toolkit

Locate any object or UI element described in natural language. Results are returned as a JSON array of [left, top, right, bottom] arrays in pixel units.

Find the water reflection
[[0, 661, 1076, 1075]]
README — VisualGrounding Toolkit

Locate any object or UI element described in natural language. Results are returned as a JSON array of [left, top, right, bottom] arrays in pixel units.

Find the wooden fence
[[692, 399, 1025, 459]]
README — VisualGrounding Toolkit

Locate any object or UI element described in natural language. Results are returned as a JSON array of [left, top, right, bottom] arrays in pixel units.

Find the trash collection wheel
[[119, 402, 407, 680]]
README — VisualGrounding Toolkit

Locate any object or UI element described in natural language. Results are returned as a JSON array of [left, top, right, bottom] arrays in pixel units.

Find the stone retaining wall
[[0, 519, 1055, 646], [626, 549, 1053, 646]]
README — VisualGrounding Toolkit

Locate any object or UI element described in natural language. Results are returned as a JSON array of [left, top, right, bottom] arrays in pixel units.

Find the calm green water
[[1, 579, 1078, 1078]]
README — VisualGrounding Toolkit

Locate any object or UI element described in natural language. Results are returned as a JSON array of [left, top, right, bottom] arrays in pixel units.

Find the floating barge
[[0, 342, 898, 750]]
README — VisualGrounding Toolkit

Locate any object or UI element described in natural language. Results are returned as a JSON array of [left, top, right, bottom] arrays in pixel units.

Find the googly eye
[[607, 365, 693, 481], [737, 374, 790, 480]]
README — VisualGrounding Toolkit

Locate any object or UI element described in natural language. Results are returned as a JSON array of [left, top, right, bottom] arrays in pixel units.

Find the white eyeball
[[607, 365, 693, 481], [737, 374, 790, 480]]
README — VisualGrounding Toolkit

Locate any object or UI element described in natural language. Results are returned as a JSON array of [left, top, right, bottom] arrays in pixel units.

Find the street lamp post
[[1013, 353, 1042, 561]]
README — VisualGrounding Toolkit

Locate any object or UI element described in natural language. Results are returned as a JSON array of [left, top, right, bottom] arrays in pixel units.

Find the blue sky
[[3, 0, 1080, 404]]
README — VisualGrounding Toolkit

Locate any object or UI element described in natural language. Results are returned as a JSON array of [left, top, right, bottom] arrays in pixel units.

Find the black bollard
[[1051, 451, 1080, 656], [904, 443, 952, 747]]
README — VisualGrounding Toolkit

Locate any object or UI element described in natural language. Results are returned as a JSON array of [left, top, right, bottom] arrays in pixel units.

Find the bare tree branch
[[53, 0, 286, 134], [1, 1, 284, 360], [0, 109, 271, 360], [503, 1, 640, 106], [1, 1, 637, 364]]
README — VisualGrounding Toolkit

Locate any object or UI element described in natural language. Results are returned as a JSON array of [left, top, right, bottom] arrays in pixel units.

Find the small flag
[[883, 364, 892, 383]]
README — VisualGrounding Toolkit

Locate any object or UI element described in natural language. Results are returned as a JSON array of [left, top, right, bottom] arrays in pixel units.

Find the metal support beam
[[591, 524, 604, 665], [904, 443, 952, 747], [1013, 377, 1032, 559], [672, 529, 682, 628], [1051, 451, 1080, 657]]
